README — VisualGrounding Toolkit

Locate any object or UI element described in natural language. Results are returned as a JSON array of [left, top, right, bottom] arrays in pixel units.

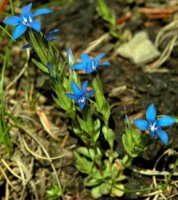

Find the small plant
[[46, 184, 63, 200], [2, 2, 177, 199]]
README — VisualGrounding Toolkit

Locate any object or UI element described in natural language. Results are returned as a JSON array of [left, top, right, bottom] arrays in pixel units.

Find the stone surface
[[117, 31, 160, 64]]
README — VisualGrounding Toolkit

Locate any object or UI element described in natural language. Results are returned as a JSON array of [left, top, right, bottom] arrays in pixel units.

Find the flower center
[[78, 96, 86, 103], [91, 61, 96, 70], [22, 16, 33, 26], [150, 122, 157, 132]]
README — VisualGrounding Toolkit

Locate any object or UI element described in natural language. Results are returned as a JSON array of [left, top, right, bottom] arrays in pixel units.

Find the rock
[[117, 31, 160, 64]]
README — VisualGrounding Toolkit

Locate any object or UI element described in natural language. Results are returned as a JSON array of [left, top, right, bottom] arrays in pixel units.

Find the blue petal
[[94, 53, 106, 62], [87, 90, 95, 98], [100, 61, 111, 66], [21, 3, 32, 17], [3, 16, 20, 26], [96, 61, 110, 68], [149, 131, 156, 137], [85, 68, 95, 74], [71, 81, 81, 96], [146, 104, 156, 122], [81, 53, 91, 63], [66, 94, 78, 102], [12, 24, 27, 40], [48, 36, 58, 41], [46, 29, 60, 37], [32, 8, 53, 17], [79, 101, 86, 110], [30, 20, 41, 32], [73, 63, 86, 70], [133, 119, 149, 131], [81, 80, 88, 94], [157, 116, 176, 127], [157, 129, 168, 145]]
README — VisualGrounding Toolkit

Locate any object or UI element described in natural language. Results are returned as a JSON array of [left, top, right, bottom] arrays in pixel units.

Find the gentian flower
[[73, 53, 110, 74], [133, 104, 176, 144], [22, 28, 59, 50], [66, 80, 95, 110], [3, 3, 53, 40]]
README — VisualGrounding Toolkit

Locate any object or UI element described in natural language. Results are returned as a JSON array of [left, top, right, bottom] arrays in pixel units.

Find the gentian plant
[[3, 2, 177, 199]]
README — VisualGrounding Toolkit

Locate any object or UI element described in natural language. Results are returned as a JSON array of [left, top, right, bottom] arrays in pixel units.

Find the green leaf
[[77, 115, 88, 133], [102, 126, 115, 148], [91, 75, 110, 125], [96, 0, 116, 25], [92, 75, 105, 110], [76, 146, 102, 166], [46, 184, 62, 200], [91, 183, 111, 198], [122, 120, 146, 158], [121, 155, 133, 167], [53, 81, 74, 113], [72, 122, 89, 144], [99, 183, 111, 195], [91, 185, 102, 199], [28, 30, 61, 75], [101, 100, 111, 123], [96, 0, 118, 39], [92, 119, 101, 142], [28, 30, 48, 65], [53, 94, 71, 113], [32, 59, 49, 73], [84, 175, 102, 187], [102, 159, 111, 177], [83, 107, 94, 133], [77, 114, 101, 143], [74, 151, 96, 174], [122, 134, 133, 156], [111, 183, 124, 197]]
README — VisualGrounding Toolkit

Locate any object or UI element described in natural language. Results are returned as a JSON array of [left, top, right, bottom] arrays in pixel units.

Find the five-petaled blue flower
[[66, 80, 95, 110], [73, 53, 110, 74], [3, 3, 52, 40], [133, 104, 176, 145]]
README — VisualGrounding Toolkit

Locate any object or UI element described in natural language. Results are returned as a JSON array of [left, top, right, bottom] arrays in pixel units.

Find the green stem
[[9, 0, 14, 15]]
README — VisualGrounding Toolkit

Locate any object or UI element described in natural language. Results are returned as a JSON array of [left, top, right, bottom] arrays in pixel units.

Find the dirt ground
[[1, 0, 178, 199]]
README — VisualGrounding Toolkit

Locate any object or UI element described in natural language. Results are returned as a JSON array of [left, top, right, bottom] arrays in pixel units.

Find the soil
[[1, 0, 178, 199]]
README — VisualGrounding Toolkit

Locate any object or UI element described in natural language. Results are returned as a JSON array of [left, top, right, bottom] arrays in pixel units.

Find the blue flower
[[66, 80, 95, 110], [73, 53, 110, 74], [133, 104, 176, 144], [22, 28, 59, 50], [3, 3, 53, 40]]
